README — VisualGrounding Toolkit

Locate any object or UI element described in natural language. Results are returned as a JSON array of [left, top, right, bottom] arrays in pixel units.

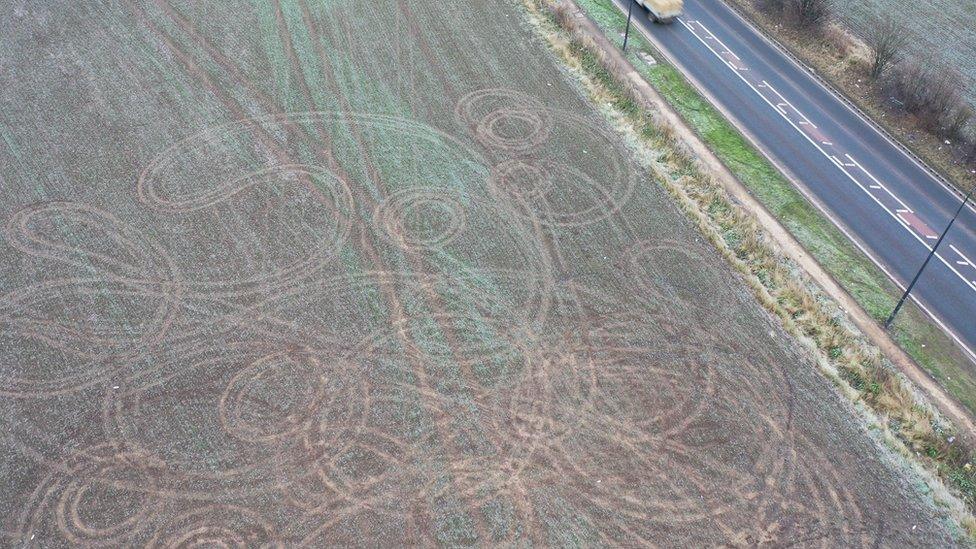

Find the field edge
[[519, 0, 976, 538]]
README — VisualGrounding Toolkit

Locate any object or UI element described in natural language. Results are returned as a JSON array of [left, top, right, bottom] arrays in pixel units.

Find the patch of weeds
[[828, 346, 843, 360]]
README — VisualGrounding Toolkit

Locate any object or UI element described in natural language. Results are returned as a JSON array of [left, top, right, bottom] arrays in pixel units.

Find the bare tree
[[888, 60, 928, 113], [755, 0, 830, 30], [944, 105, 973, 140], [865, 15, 908, 79], [785, 0, 831, 29]]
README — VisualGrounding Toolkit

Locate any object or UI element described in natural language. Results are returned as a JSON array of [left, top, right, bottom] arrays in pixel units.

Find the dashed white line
[[694, 20, 738, 59], [829, 155, 855, 168], [951, 244, 975, 267], [763, 80, 816, 127], [625, 4, 976, 363], [681, 18, 976, 296], [845, 155, 913, 212]]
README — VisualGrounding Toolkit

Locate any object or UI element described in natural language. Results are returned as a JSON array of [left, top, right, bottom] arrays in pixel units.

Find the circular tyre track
[[488, 158, 554, 201], [576, 314, 718, 440], [101, 338, 366, 500], [455, 88, 552, 154], [373, 187, 467, 251], [0, 278, 179, 397], [147, 505, 280, 548], [458, 88, 637, 227], [4, 201, 181, 286], [216, 347, 334, 444], [622, 239, 737, 327], [1, 91, 940, 545], [276, 271, 568, 533], [140, 157, 355, 297], [0, 201, 184, 397], [16, 444, 166, 547]]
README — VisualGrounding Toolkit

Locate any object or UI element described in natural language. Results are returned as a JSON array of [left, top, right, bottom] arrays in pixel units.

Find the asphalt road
[[621, 0, 976, 365]]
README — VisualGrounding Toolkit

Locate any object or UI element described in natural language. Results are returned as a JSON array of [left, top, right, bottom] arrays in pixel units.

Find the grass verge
[[520, 0, 976, 536], [573, 0, 976, 418], [723, 0, 975, 197]]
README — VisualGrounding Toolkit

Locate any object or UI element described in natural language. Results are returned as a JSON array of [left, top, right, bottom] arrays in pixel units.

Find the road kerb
[[563, 0, 976, 441]]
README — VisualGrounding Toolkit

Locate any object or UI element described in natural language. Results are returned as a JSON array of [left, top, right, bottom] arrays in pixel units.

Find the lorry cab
[[635, 0, 684, 24]]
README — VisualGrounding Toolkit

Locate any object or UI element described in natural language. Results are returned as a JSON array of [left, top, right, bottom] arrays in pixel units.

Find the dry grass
[[727, 0, 976, 196], [523, 0, 976, 536]]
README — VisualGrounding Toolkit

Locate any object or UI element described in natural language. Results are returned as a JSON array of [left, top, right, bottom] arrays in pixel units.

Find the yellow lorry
[[635, 0, 683, 24]]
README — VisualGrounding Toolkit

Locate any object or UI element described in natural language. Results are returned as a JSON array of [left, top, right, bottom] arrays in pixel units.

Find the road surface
[[618, 0, 976, 366]]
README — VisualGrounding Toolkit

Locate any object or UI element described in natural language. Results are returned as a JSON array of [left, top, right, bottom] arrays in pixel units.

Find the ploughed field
[[0, 0, 959, 545], [841, 0, 976, 109]]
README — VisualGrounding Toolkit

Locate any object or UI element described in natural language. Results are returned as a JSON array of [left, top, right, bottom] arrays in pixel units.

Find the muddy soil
[[0, 0, 960, 545]]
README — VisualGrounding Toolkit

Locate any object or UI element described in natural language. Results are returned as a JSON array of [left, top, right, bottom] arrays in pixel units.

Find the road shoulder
[[528, 0, 976, 535]]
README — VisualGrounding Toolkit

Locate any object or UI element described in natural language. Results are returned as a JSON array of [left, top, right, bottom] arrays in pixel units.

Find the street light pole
[[884, 183, 976, 329], [623, 0, 635, 52]]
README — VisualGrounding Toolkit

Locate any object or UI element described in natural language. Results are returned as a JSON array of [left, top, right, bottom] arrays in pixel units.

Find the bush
[[886, 59, 972, 140], [787, 0, 830, 28], [961, 129, 976, 164], [757, 0, 831, 30]]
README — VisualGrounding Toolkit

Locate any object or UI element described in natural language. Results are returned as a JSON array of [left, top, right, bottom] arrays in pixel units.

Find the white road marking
[[627, 6, 976, 363], [951, 245, 975, 268], [715, 0, 976, 222], [829, 154, 855, 168], [845, 154, 913, 212], [762, 80, 816, 127], [681, 18, 976, 296], [693, 20, 738, 58]]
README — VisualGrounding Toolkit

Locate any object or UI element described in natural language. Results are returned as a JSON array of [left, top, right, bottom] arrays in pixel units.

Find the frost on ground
[[841, 0, 976, 109], [0, 0, 962, 546]]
